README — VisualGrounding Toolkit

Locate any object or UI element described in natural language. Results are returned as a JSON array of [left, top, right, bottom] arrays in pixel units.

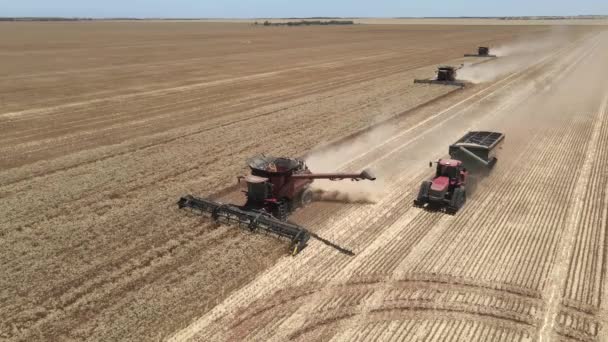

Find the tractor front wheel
[[414, 181, 431, 207]]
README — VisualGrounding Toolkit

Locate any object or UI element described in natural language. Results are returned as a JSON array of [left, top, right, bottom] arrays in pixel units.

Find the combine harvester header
[[178, 195, 355, 256]]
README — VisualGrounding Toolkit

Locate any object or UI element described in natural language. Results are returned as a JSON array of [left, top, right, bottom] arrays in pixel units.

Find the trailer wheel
[[299, 188, 314, 207], [273, 200, 289, 221], [414, 181, 431, 206]]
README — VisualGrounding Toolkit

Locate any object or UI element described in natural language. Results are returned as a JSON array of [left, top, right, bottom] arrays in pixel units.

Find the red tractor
[[414, 159, 468, 214], [414, 131, 504, 214]]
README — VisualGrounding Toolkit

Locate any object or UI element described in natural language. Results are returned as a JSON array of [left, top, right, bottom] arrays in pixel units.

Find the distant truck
[[414, 131, 505, 214]]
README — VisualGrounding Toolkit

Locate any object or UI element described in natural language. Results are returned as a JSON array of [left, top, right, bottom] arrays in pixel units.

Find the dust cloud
[[305, 125, 393, 204], [459, 27, 573, 83]]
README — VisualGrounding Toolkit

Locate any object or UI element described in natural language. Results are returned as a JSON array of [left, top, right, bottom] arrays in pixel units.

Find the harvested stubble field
[[0, 21, 607, 342]]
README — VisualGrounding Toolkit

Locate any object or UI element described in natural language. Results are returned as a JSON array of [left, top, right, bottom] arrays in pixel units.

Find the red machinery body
[[415, 159, 468, 213], [243, 155, 375, 220], [414, 131, 504, 214]]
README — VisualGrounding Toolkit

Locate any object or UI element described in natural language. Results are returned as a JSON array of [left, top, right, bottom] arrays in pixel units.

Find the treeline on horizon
[[396, 15, 607, 20], [0, 17, 96, 21], [256, 20, 354, 26]]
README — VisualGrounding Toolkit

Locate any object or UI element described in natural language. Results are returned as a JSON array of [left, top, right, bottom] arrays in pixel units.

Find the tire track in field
[[555, 85, 608, 341], [539, 93, 608, 342], [0, 53, 399, 119], [328, 313, 532, 342]]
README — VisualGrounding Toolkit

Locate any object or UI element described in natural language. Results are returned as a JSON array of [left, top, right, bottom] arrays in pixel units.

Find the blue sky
[[1, 0, 607, 18]]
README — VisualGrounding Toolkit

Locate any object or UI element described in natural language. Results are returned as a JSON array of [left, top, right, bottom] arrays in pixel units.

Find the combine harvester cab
[[414, 131, 505, 214], [177, 155, 375, 255], [464, 46, 497, 58], [414, 66, 466, 87]]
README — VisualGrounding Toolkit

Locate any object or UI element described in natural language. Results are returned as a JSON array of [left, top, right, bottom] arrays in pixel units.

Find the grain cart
[[414, 131, 504, 214], [414, 66, 465, 87], [178, 155, 375, 255], [465, 46, 497, 58]]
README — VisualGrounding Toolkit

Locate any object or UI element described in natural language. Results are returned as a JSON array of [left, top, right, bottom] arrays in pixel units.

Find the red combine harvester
[[241, 155, 375, 220], [414, 131, 504, 214], [178, 155, 375, 255]]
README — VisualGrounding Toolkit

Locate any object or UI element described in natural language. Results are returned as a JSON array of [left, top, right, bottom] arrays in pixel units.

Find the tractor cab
[[419, 159, 468, 211], [432, 159, 467, 192], [436, 159, 465, 182]]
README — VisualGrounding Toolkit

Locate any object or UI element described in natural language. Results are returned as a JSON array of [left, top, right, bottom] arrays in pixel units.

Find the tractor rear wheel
[[273, 200, 289, 221], [414, 181, 431, 206]]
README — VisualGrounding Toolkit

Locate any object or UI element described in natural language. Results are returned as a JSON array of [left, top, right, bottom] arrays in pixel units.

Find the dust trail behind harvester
[[305, 126, 394, 203], [459, 27, 575, 83]]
